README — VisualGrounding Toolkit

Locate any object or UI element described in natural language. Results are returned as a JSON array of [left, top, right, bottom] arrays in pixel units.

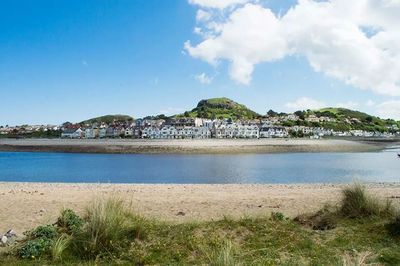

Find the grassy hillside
[[180, 97, 261, 120], [80, 115, 133, 125], [309, 107, 399, 132]]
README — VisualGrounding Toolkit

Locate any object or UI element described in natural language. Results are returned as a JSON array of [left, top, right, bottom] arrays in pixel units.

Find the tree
[[267, 109, 278, 117], [294, 110, 305, 120]]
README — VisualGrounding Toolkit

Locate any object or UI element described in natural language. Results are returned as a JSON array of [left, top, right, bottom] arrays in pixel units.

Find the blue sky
[[1, 0, 399, 126]]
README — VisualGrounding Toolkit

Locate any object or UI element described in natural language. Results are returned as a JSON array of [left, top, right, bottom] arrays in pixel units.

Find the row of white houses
[[62, 124, 287, 139], [61, 123, 397, 140]]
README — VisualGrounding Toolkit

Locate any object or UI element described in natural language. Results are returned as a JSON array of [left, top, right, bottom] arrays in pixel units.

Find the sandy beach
[[0, 138, 387, 154], [1, 182, 400, 235]]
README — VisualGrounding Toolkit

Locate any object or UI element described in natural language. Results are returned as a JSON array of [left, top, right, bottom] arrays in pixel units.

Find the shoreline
[[0, 138, 389, 154], [1, 182, 400, 234]]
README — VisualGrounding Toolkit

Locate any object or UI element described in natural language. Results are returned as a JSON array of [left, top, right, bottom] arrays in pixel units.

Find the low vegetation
[[180, 97, 261, 120], [1, 184, 400, 265], [80, 114, 134, 125]]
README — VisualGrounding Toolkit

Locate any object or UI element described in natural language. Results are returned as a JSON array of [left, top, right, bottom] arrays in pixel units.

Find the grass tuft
[[342, 251, 372, 266], [202, 240, 239, 266], [51, 234, 71, 261], [340, 183, 394, 219], [74, 197, 138, 259]]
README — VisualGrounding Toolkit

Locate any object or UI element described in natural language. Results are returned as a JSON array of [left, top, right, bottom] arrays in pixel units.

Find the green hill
[[179, 97, 261, 120], [80, 115, 134, 125], [308, 107, 399, 132]]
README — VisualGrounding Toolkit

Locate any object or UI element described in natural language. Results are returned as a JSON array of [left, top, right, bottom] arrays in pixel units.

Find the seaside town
[[1, 112, 399, 140]]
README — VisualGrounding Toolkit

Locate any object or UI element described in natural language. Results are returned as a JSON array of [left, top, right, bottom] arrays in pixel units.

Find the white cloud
[[194, 72, 213, 84], [335, 101, 360, 109], [285, 97, 326, 111], [376, 101, 400, 120], [186, 0, 400, 95], [185, 4, 287, 84], [159, 107, 184, 115], [365, 99, 375, 107], [189, 0, 251, 9], [196, 10, 212, 22]]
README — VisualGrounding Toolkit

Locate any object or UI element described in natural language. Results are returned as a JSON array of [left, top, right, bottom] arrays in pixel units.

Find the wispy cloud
[[376, 101, 400, 120], [285, 97, 326, 111], [159, 107, 184, 115], [365, 100, 375, 107], [194, 72, 213, 84]]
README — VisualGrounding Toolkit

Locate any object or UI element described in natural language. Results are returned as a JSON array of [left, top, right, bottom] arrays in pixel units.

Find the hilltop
[[80, 114, 133, 125], [179, 97, 261, 120]]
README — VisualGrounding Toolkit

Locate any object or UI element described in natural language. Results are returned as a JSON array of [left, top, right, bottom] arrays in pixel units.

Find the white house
[[306, 115, 320, 123], [85, 128, 99, 139], [213, 124, 227, 139], [244, 125, 259, 138], [259, 126, 288, 138], [142, 126, 160, 139], [61, 128, 77, 138], [99, 128, 107, 138], [160, 125, 177, 139], [193, 127, 211, 139], [71, 128, 84, 139], [124, 128, 134, 137]]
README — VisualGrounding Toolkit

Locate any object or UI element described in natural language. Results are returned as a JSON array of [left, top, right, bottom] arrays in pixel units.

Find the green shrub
[[270, 212, 285, 221], [386, 213, 400, 237], [340, 183, 393, 218], [18, 238, 52, 259], [30, 225, 58, 240], [75, 197, 136, 258], [57, 209, 83, 233]]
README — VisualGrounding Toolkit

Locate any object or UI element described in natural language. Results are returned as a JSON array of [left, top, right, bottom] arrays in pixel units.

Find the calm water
[[0, 148, 399, 184]]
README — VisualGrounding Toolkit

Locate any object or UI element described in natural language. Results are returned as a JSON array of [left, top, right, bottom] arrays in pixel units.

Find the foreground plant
[[74, 197, 138, 259], [18, 225, 58, 259], [340, 183, 394, 219], [51, 234, 71, 261], [209, 240, 238, 266], [57, 208, 84, 234]]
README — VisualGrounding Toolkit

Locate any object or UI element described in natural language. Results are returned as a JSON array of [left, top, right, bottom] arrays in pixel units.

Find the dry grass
[[340, 183, 394, 219]]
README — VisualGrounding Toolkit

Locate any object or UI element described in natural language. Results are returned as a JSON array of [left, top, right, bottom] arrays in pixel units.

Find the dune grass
[[51, 234, 71, 261], [1, 185, 400, 265], [340, 183, 394, 219]]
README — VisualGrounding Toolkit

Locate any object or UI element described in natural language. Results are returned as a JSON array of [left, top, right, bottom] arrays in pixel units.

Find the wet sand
[[0, 138, 384, 154]]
